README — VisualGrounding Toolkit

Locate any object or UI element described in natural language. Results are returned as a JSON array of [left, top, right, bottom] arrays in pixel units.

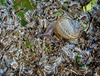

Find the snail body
[[37, 16, 82, 45]]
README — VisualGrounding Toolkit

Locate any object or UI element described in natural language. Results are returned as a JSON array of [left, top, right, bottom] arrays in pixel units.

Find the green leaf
[[13, 0, 34, 11], [91, 0, 97, 5], [4, 0, 8, 7], [13, 0, 34, 26], [86, 2, 92, 11], [0, 0, 3, 5], [83, 0, 97, 13], [20, 18, 28, 26]]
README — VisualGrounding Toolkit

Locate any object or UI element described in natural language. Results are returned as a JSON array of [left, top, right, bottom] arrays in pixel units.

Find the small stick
[[15, 7, 26, 14]]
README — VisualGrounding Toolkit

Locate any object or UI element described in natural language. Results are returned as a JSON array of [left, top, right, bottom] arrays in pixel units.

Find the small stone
[[11, 62, 18, 70]]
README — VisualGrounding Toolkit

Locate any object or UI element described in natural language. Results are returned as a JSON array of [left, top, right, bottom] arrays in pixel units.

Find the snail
[[37, 16, 83, 46]]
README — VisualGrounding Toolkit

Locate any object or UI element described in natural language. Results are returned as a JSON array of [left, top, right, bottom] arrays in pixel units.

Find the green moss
[[63, 2, 68, 7], [26, 42, 31, 48], [57, 9, 64, 16], [4, 33, 6, 36], [83, 24, 87, 28], [35, 15, 38, 18], [43, 45, 52, 52], [26, 41, 34, 50], [57, 11, 62, 16], [30, 45, 34, 50], [15, 31, 18, 36]]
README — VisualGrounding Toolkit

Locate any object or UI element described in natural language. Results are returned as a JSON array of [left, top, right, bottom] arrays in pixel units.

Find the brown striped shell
[[55, 17, 82, 39]]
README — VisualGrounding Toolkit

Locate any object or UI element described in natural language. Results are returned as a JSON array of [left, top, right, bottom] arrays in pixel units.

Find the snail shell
[[55, 16, 82, 39]]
